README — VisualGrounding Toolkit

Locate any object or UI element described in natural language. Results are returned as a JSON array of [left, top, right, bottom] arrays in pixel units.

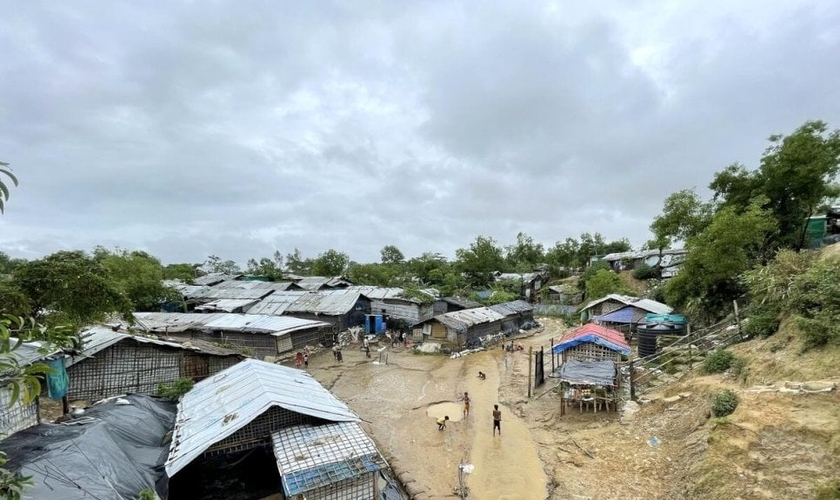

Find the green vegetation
[[703, 350, 735, 374], [710, 389, 739, 417], [0, 161, 18, 215], [155, 378, 195, 400], [813, 479, 840, 500], [632, 263, 658, 280], [138, 488, 157, 500], [584, 269, 633, 301]]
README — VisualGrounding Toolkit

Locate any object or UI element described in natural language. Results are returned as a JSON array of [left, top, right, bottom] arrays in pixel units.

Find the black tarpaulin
[[558, 360, 617, 386], [1, 394, 176, 500]]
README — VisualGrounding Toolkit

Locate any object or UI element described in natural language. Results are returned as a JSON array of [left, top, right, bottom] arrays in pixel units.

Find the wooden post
[[527, 346, 533, 398], [560, 384, 565, 416], [61, 395, 70, 415], [687, 323, 693, 369], [733, 300, 742, 341], [550, 338, 555, 373], [629, 358, 636, 401]]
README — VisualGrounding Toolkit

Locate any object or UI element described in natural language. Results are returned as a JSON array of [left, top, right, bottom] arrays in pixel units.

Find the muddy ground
[[307, 318, 681, 500]]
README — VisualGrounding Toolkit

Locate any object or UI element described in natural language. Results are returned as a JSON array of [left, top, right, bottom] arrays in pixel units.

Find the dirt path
[[463, 351, 547, 499]]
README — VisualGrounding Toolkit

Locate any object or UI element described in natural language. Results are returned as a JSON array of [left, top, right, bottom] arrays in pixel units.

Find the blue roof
[[552, 334, 631, 356], [594, 306, 636, 324]]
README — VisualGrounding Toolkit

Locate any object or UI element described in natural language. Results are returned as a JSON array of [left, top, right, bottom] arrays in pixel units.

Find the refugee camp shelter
[[415, 300, 534, 348], [579, 294, 638, 322], [292, 276, 353, 291], [351, 286, 441, 326], [3, 394, 176, 500], [0, 340, 62, 437], [245, 290, 370, 333], [166, 359, 385, 499], [593, 298, 673, 333], [272, 422, 389, 499], [65, 326, 244, 402], [494, 271, 549, 302], [134, 312, 332, 359], [553, 323, 631, 414], [438, 296, 483, 313]]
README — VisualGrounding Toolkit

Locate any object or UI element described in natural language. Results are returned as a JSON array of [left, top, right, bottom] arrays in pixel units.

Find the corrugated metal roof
[[580, 294, 638, 312], [66, 326, 206, 367], [631, 299, 673, 315], [165, 359, 359, 477], [440, 296, 483, 309], [193, 273, 240, 286], [195, 298, 261, 313], [273, 422, 384, 495], [284, 290, 363, 316], [244, 291, 307, 315], [133, 312, 329, 336], [193, 287, 276, 301], [489, 300, 534, 316], [434, 308, 506, 332]]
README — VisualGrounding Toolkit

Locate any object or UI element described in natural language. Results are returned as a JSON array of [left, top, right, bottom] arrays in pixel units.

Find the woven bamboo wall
[[0, 388, 38, 437], [190, 331, 277, 359], [305, 473, 375, 500], [67, 343, 181, 402], [562, 342, 622, 363], [206, 406, 323, 455]]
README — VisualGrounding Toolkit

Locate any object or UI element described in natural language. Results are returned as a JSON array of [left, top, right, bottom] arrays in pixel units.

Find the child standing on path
[[462, 392, 471, 418], [303, 353, 309, 368], [493, 404, 502, 436]]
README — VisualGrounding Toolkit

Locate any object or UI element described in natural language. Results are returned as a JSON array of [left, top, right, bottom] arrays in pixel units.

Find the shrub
[[703, 349, 735, 374], [743, 313, 780, 338], [156, 378, 195, 400], [813, 479, 840, 500], [711, 389, 739, 417], [632, 263, 658, 280]]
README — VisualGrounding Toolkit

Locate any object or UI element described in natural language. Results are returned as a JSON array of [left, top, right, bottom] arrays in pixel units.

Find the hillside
[[630, 246, 840, 499]]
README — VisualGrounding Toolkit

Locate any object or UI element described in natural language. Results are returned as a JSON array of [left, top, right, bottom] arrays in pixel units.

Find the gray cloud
[[1, 0, 839, 265]]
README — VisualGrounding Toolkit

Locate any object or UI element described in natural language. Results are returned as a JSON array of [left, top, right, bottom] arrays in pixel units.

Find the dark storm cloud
[[1, 0, 839, 265]]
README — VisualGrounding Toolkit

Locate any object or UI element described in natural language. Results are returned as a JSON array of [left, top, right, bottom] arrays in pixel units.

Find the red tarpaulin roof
[[558, 323, 630, 351]]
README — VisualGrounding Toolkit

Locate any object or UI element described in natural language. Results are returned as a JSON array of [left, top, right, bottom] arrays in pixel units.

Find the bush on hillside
[[156, 378, 194, 400], [790, 259, 840, 350], [632, 263, 658, 280], [703, 349, 735, 374], [743, 313, 780, 339], [711, 389, 739, 417]]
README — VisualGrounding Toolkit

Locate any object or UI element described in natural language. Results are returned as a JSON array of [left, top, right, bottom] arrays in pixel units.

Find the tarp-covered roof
[[165, 359, 359, 477], [558, 359, 618, 386], [3, 394, 176, 500], [594, 306, 636, 324], [553, 323, 631, 356]]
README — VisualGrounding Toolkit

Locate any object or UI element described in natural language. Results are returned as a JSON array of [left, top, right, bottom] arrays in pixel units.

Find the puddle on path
[[426, 402, 464, 422]]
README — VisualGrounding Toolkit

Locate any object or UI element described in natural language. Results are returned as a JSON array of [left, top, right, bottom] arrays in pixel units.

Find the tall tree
[[0, 252, 26, 275], [310, 249, 350, 276], [203, 255, 241, 275], [246, 251, 284, 280], [163, 263, 200, 282], [285, 248, 312, 275], [504, 232, 544, 272], [93, 247, 180, 312], [650, 190, 716, 247], [12, 251, 132, 325], [455, 236, 505, 288], [711, 120, 840, 250], [380, 245, 405, 265]]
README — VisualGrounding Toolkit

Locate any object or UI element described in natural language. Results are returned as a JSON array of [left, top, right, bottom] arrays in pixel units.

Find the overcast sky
[[2, 1, 839, 266]]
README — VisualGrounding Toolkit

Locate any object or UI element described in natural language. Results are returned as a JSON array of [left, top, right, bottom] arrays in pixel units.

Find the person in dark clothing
[[336, 349, 343, 362], [493, 404, 502, 436]]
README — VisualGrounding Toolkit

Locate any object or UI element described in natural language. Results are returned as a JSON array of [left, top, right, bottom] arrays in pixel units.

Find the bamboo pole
[[527, 346, 533, 398]]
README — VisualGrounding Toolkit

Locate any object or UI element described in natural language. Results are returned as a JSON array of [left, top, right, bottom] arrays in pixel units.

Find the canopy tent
[[552, 323, 631, 357], [558, 359, 617, 386]]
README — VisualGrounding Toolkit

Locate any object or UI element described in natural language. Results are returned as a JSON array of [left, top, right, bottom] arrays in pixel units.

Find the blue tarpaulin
[[552, 334, 631, 356], [594, 306, 636, 324]]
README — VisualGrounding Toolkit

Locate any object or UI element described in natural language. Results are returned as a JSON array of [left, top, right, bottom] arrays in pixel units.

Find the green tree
[[711, 120, 840, 250], [203, 255, 241, 275], [455, 236, 505, 287], [12, 250, 133, 325], [664, 198, 778, 316], [285, 248, 312, 275], [163, 263, 200, 282], [347, 262, 399, 286], [0, 161, 18, 214], [93, 248, 180, 312], [380, 245, 405, 265], [650, 189, 715, 247], [0, 252, 26, 276], [584, 269, 633, 300], [504, 232, 545, 272], [310, 249, 350, 276], [545, 238, 581, 274], [246, 251, 284, 280]]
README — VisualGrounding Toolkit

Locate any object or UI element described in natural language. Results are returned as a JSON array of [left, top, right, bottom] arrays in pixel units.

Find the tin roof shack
[[489, 300, 536, 334], [547, 285, 584, 306], [134, 312, 332, 358], [352, 286, 441, 326], [552, 324, 631, 415], [598, 249, 688, 278], [3, 394, 176, 500], [579, 294, 638, 323], [416, 301, 532, 348], [0, 340, 62, 437], [439, 296, 483, 313], [64, 326, 244, 402], [593, 299, 673, 334], [247, 290, 370, 333], [292, 276, 354, 291], [166, 359, 381, 500], [272, 422, 390, 499]]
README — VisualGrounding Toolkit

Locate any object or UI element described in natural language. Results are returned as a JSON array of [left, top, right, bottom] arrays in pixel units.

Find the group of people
[[436, 388, 502, 436], [294, 350, 309, 368]]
